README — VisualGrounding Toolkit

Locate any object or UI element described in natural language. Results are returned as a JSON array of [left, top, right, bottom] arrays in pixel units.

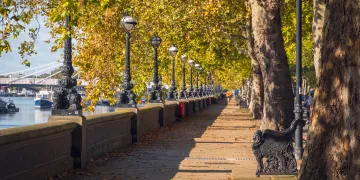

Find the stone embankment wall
[[0, 96, 218, 180]]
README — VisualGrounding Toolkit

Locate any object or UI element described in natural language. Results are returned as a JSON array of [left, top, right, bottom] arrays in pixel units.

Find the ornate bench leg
[[255, 153, 263, 176], [277, 153, 286, 173]]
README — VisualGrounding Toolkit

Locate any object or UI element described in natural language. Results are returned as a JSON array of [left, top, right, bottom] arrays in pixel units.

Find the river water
[[0, 97, 116, 130]]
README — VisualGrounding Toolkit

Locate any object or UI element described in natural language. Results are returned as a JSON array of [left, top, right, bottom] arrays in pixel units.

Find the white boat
[[17, 88, 27, 96], [34, 90, 54, 108]]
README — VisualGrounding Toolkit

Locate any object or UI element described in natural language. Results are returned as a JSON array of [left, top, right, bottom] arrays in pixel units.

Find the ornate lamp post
[[205, 72, 211, 96], [194, 63, 201, 97], [149, 35, 162, 103], [199, 82, 204, 97], [167, 44, 178, 100], [198, 67, 204, 97], [179, 55, 187, 99], [52, 16, 82, 116], [211, 76, 214, 95], [188, 59, 195, 98], [118, 15, 137, 108], [204, 76, 207, 96], [294, 0, 305, 159]]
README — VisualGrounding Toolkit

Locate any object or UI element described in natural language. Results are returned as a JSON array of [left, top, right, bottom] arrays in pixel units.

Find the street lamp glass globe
[[150, 36, 162, 48], [180, 55, 187, 62], [121, 16, 137, 33], [168, 44, 178, 57], [195, 63, 201, 69], [188, 59, 194, 67]]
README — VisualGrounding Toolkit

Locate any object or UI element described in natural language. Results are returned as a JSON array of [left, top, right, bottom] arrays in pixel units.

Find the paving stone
[[55, 100, 271, 179]]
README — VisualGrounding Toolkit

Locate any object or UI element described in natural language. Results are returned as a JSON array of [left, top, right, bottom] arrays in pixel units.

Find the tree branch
[[230, 34, 247, 40], [219, 25, 249, 56], [233, 41, 248, 56]]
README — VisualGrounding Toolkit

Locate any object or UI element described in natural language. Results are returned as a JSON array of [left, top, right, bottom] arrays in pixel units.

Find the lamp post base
[[294, 147, 304, 160], [167, 90, 177, 101], [178, 91, 187, 99]]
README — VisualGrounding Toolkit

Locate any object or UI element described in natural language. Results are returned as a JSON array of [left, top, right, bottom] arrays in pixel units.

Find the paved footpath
[[54, 100, 295, 180]]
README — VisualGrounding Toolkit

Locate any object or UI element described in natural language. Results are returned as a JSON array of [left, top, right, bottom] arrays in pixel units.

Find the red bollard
[[179, 102, 185, 119]]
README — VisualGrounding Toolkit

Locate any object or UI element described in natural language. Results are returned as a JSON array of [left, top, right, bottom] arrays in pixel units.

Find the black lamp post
[[167, 44, 178, 100], [207, 72, 212, 96], [118, 15, 137, 108], [179, 55, 187, 99], [149, 35, 162, 103], [188, 59, 195, 98], [194, 63, 201, 97], [204, 77, 207, 96], [52, 15, 82, 116], [199, 82, 204, 97], [294, 0, 304, 160]]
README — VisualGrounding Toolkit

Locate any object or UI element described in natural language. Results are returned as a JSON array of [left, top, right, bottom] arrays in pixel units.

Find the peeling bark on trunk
[[299, 1, 360, 179], [249, 57, 264, 119], [251, 0, 294, 130], [313, 0, 326, 79]]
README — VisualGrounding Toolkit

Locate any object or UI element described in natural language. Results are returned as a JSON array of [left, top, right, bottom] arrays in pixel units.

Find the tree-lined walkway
[[55, 100, 267, 180]]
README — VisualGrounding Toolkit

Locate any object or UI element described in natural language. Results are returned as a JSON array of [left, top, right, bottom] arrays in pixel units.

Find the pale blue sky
[[1, 16, 62, 75]]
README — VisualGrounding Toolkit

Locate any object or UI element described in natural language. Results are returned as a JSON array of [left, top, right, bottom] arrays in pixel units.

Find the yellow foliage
[[1, 0, 315, 110]]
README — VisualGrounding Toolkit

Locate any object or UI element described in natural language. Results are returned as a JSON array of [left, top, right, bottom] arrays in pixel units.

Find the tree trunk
[[299, 1, 360, 179], [312, 0, 326, 79], [245, 6, 264, 120], [251, 0, 294, 130], [249, 57, 264, 119]]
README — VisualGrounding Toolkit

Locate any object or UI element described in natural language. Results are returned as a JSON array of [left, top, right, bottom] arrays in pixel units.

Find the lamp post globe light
[[188, 59, 195, 98], [167, 44, 178, 100], [179, 55, 187, 99], [194, 63, 201, 97], [118, 15, 137, 108], [149, 35, 163, 103]]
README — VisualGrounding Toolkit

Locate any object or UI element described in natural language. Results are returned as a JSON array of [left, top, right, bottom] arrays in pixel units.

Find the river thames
[[0, 97, 116, 129]]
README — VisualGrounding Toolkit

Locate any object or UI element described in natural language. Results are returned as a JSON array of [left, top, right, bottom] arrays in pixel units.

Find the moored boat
[[0, 98, 20, 113], [6, 100, 19, 112], [34, 90, 53, 108]]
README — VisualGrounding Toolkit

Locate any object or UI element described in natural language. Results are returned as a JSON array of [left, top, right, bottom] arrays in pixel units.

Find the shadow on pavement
[[53, 100, 228, 180]]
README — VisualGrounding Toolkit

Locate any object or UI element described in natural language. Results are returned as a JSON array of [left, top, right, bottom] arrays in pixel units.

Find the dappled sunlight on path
[[54, 100, 272, 180]]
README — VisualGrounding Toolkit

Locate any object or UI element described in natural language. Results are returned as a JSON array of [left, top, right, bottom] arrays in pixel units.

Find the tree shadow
[[53, 101, 230, 180]]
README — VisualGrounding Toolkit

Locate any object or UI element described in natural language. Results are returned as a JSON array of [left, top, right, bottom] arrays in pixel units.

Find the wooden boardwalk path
[[55, 100, 296, 180]]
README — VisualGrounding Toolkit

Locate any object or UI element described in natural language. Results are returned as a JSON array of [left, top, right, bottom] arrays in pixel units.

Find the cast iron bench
[[252, 119, 305, 177]]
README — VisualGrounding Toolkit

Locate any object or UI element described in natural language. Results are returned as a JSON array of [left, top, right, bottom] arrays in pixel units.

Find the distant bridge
[[0, 78, 88, 86], [0, 61, 89, 88]]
